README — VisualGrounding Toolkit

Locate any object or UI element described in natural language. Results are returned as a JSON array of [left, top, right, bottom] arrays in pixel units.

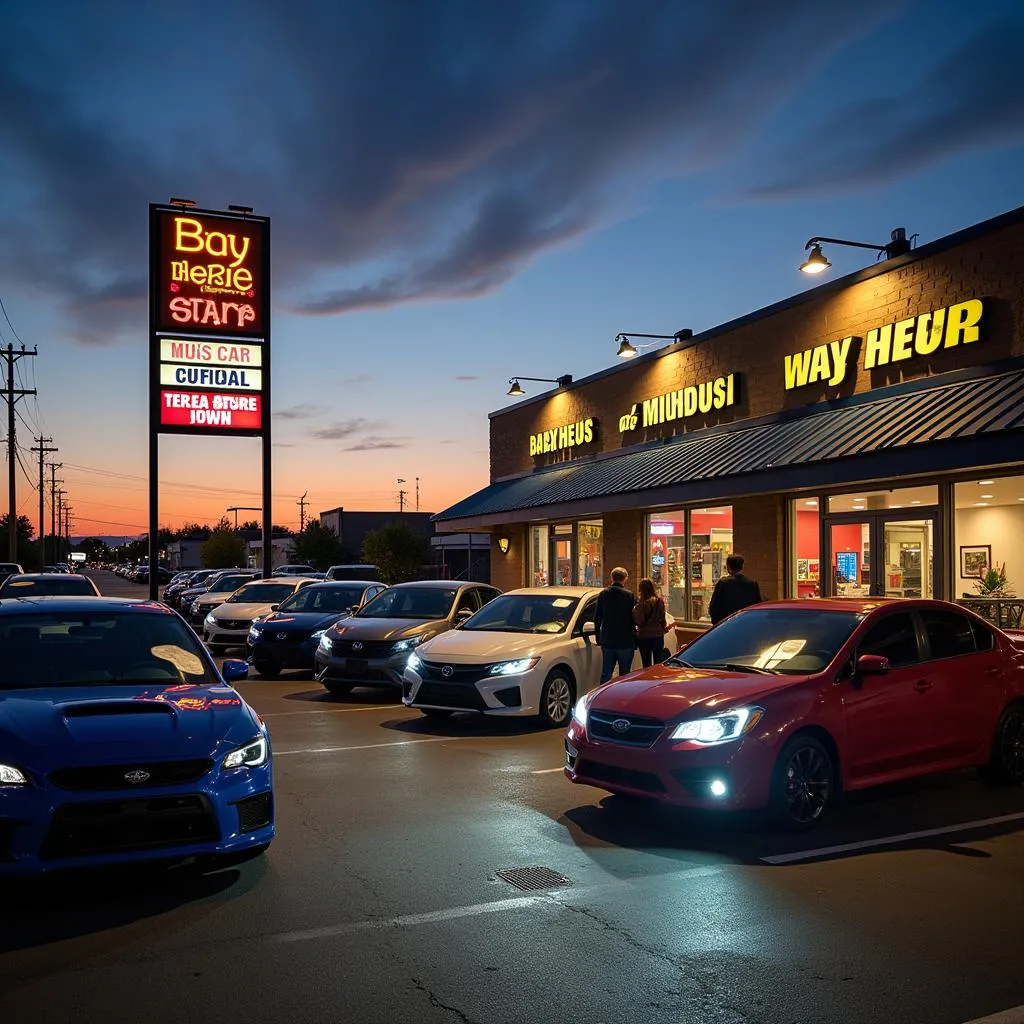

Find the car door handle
[[985, 666, 999, 678], [913, 680, 933, 693]]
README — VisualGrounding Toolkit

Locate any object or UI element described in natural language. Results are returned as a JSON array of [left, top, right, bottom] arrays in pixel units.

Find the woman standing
[[632, 577, 667, 667]]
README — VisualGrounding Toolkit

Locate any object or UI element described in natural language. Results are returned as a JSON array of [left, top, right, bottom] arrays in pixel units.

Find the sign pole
[[148, 205, 161, 601], [260, 217, 272, 578]]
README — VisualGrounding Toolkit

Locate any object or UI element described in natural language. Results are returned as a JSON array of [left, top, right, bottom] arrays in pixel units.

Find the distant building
[[245, 537, 296, 571], [318, 508, 435, 558], [430, 533, 491, 583], [166, 538, 205, 570]]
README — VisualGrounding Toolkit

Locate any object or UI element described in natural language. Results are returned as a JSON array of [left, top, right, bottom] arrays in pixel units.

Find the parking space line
[[761, 812, 1024, 865], [961, 1006, 1024, 1023], [261, 705, 406, 718], [275, 736, 481, 755], [272, 894, 554, 942], [530, 767, 566, 774]]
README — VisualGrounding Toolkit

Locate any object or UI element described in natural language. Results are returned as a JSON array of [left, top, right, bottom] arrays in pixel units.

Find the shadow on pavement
[[282, 685, 399, 704], [0, 857, 263, 953], [382, 711, 556, 738]]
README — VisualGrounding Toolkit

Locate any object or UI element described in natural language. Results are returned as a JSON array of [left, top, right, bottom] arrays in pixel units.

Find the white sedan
[[402, 586, 677, 728]]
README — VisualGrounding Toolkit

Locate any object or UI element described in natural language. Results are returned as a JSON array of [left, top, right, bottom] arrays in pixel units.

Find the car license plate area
[[345, 659, 369, 675]]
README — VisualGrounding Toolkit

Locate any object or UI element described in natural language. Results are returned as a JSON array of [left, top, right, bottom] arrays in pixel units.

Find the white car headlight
[[670, 707, 764, 745], [310, 629, 326, 642], [391, 635, 422, 654], [222, 736, 268, 769], [407, 652, 423, 673], [318, 633, 333, 651], [205, 612, 216, 625], [572, 694, 592, 729], [0, 764, 28, 786], [248, 626, 260, 641], [488, 657, 539, 676]]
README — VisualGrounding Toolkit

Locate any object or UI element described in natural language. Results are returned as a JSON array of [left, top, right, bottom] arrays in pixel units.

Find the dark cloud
[[343, 437, 411, 452], [742, 21, 1024, 199], [453, 375, 479, 381], [337, 374, 372, 386], [275, 404, 329, 421], [1, 1, 922, 340], [308, 418, 381, 441]]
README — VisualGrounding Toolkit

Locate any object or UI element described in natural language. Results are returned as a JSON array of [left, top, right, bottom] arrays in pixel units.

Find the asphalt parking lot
[[2, 571, 1023, 1024]]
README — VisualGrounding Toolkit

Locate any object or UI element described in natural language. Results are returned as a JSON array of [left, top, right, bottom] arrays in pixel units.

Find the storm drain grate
[[495, 866, 572, 892]]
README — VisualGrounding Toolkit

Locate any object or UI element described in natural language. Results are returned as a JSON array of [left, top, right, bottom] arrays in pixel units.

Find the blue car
[[246, 579, 385, 676], [0, 597, 273, 874]]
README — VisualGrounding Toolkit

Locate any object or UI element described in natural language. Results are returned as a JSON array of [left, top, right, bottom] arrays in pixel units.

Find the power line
[[2, 344, 37, 560]]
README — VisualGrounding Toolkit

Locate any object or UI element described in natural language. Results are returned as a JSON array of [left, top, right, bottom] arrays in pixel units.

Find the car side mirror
[[457, 608, 473, 620], [581, 621, 596, 640], [853, 653, 889, 686], [221, 659, 249, 682], [270, 604, 279, 611]]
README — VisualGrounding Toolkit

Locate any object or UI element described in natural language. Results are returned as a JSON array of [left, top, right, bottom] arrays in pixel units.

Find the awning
[[435, 367, 1024, 528]]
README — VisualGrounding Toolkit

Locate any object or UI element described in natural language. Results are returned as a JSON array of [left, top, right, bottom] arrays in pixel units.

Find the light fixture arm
[[508, 375, 572, 385], [804, 235, 888, 254], [803, 228, 913, 260]]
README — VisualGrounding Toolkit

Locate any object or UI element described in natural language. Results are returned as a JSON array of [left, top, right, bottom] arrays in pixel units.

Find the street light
[[615, 329, 693, 359], [799, 228, 915, 275], [506, 374, 573, 397]]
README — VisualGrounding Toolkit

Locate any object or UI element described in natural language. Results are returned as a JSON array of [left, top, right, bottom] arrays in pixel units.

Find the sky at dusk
[[1, 0, 1023, 540]]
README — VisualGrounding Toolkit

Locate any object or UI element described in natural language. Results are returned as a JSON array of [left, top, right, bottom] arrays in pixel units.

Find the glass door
[[552, 525, 574, 586], [824, 513, 938, 598]]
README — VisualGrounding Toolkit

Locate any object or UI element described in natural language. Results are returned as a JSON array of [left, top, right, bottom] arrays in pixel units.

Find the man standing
[[708, 554, 763, 625], [595, 566, 636, 683]]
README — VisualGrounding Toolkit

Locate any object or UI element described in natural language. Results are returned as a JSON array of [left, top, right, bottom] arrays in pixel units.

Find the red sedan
[[565, 599, 1024, 828]]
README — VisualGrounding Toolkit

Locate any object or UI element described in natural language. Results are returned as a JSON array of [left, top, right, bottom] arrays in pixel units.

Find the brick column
[[490, 527, 525, 592], [601, 509, 645, 588], [731, 495, 785, 600]]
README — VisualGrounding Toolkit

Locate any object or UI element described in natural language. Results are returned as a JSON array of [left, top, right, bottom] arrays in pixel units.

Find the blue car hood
[[0, 684, 260, 767], [255, 611, 342, 633]]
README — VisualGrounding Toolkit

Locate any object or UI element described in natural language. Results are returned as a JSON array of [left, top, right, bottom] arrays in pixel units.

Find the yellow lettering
[[727, 373, 735, 405], [784, 349, 813, 389], [827, 337, 853, 386], [558, 425, 568, 448], [914, 311, 942, 355], [529, 435, 538, 456], [698, 382, 713, 414], [174, 217, 205, 253], [944, 299, 983, 347], [864, 325, 892, 369], [583, 418, 593, 443], [891, 317, 915, 361], [713, 377, 727, 409], [683, 385, 697, 417], [642, 397, 659, 428], [809, 345, 829, 383]]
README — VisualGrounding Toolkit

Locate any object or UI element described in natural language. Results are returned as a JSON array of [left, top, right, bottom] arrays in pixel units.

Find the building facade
[[435, 204, 1024, 637]]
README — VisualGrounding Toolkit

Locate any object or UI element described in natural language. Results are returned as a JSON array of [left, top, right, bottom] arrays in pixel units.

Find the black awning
[[435, 368, 1024, 527]]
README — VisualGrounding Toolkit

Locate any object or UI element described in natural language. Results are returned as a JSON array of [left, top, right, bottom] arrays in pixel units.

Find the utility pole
[[31, 437, 57, 568], [397, 479, 407, 513], [415, 477, 420, 512], [297, 491, 308, 532], [2, 344, 37, 560], [56, 489, 67, 563], [63, 504, 73, 557], [49, 464, 62, 565]]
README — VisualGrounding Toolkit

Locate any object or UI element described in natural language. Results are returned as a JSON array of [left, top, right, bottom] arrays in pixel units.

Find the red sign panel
[[160, 389, 262, 431], [152, 208, 268, 338]]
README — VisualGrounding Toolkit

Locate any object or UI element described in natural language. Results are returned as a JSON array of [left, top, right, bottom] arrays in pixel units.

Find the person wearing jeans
[[594, 566, 636, 683], [632, 577, 668, 667]]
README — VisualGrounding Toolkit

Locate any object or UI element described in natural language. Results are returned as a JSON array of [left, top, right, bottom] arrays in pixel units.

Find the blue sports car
[[0, 597, 274, 874]]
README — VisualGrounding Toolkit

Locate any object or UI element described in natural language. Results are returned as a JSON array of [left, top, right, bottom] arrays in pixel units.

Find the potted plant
[[974, 562, 1014, 598]]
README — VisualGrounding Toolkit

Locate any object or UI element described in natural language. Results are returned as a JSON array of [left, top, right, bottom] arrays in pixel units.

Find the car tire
[[981, 701, 1024, 785], [769, 733, 834, 830], [323, 681, 353, 696], [419, 708, 453, 719], [252, 660, 280, 678], [539, 670, 575, 729]]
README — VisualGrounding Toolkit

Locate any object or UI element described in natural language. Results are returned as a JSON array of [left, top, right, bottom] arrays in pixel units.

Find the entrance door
[[552, 526, 574, 586], [825, 513, 938, 598]]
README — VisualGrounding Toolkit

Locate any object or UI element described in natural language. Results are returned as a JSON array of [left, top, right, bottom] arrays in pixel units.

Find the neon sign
[[160, 390, 262, 430]]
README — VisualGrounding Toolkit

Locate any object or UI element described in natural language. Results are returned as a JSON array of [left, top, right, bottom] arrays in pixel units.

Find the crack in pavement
[[411, 976, 485, 1024]]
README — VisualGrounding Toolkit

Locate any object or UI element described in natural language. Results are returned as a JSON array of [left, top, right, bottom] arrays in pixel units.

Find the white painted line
[[530, 767, 566, 774], [273, 894, 553, 943], [261, 705, 404, 718], [275, 735, 479, 755], [761, 812, 1024, 865], [961, 1006, 1024, 1023]]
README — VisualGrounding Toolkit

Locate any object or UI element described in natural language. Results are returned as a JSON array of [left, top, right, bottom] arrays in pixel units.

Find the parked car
[[171, 568, 239, 613], [272, 564, 316, 577], [247, 580, 387, 677], [314, 580, 502, 696], [0, 563, 24, 584], [0, 596, 273, 874], [326, 563, 380, 581], [203, 577, 319, 650], [187, 571, 261, 625], [566, 598, 1024, 829], [0, 573, 101, 598], [402, 586, 678, 728]]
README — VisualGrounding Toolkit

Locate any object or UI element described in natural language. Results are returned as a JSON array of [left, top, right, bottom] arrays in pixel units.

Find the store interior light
[[979, 480, 995, 485], [975, 502, 989, 507], [981, 494, 994, 498]]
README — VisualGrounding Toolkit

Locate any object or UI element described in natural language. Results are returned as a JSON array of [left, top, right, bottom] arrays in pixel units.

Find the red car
[[565, 599, 1024, 828]]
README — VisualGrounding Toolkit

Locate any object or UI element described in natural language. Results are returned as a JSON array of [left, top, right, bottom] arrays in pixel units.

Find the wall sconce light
[[615, 329, 693, 359], [497, 536, 510, 554], [799, 228, 916, 275], [506, 374, 573, 397]]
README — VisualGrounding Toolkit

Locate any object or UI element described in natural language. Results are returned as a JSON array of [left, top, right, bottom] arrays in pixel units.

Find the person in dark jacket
[[708, 554, 763, 625], [594, 567, 636, 683]]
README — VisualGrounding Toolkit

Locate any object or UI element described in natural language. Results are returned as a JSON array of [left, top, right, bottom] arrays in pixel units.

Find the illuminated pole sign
[[147, 202, 272, 598]]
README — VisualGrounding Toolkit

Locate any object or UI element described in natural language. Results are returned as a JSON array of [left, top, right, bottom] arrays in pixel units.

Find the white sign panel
[[160, 364, 263, 391], [159, 338, 263, 368]]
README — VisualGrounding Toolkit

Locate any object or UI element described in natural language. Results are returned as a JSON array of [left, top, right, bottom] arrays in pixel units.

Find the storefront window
[[577, 520, 603, 587], [553, 524, 573, 586], [954, 476, 1024, 622], [827, 484, 938, 513], [530, 525, 549, 587], [791, 497, 821, 597], [648, 507, 732, 623]]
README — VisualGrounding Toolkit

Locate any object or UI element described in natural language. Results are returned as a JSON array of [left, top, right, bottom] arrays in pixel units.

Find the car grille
[[234, 792, 273, 832], [412, 682, 487, 711], [331, 639, 397, 658], [576, 759, 666, 793], [49, 760, 214, 791], [40, 795, 219, 860], [416, 659, 493, 683], [260, 631, 304, 644], [216, 619, 251, 631], [587, 710, 665, 747]]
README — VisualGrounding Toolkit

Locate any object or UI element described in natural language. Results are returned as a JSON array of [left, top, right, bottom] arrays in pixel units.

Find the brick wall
[[489, 528, 525, 593], [732, 495, 785, 601], [490, 213, 1024, 480], [600, 510, 646, 588]]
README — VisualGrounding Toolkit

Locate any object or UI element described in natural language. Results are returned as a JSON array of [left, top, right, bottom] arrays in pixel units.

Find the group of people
[[593, 555, 762, 683]]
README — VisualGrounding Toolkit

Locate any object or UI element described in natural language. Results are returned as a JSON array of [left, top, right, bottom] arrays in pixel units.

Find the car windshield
[[206, 574, 254, 594], [0, 576, 97, 596], [357, 587, 457, 619], [675, 608, 862, 675], [279, 586, 365, 613], [227, 582, 297, 604], [0, 611, 219, 689], [461, 594, 580, 634]]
